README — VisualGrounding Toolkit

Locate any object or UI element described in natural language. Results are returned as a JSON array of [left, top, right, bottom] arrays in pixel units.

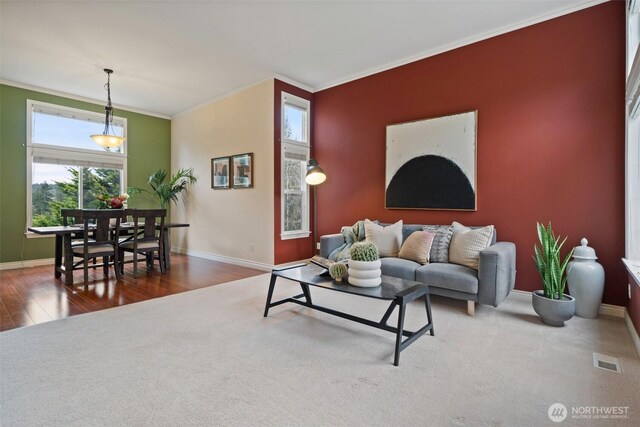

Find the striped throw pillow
[[422, 225, 454, 263]]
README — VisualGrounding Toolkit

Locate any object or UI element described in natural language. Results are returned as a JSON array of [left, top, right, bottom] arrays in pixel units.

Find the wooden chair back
[[123, 209, 166, 245], [61, 209, 83, 226], [80, 209, 122, 247]]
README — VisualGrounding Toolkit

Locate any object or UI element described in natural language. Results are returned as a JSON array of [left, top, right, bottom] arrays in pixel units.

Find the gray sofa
[[320, 224, 516, 315]]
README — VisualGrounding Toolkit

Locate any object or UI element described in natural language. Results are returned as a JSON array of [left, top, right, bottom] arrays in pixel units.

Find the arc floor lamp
[[305, 159, 326, 254]]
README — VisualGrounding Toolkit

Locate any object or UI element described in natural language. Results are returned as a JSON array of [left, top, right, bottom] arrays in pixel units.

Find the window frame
[[626, 1, 640, 283], [25, 100, 128, 233], [280, 92, 311, 240]]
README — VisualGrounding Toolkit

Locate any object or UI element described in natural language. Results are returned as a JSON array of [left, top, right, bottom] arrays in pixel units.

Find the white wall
[[171, 79, 274, 267]]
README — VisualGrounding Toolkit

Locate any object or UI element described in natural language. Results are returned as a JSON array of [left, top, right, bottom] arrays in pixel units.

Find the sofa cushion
[[398, 231, 435, 264], [449, 221, 494, 270], [422, 225, 454, 263], [416, 263, 478, 294], [380, 257, 420, 281], [364, 219, 403, 257]]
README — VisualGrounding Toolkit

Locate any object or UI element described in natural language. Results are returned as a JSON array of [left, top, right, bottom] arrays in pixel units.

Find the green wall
[[0, 84, 171, 263]]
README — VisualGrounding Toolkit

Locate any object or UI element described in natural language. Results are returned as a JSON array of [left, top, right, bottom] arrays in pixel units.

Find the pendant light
[[90, 68, 125, 149]]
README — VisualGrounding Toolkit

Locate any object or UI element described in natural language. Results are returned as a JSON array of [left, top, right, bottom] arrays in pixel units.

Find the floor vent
[[593, 352, 622, 373]]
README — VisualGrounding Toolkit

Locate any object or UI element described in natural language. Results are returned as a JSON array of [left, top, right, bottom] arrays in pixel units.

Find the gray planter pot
[[532, 290, 576, 327]]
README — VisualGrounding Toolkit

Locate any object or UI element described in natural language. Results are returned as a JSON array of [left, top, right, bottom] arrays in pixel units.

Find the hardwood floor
[[0, 254, 265, 332]]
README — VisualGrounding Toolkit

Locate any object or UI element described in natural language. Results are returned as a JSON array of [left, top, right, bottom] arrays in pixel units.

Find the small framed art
[[232, 153, 253, 189], [211, 156, 231, 189]]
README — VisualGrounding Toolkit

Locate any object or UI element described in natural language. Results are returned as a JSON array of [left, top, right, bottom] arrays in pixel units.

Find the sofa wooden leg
[[467, 300, 475, 316]]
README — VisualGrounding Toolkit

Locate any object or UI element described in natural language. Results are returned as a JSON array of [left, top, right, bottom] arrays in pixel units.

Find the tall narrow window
[[281, 92, 310, 239], [27, 100, 127, 228]]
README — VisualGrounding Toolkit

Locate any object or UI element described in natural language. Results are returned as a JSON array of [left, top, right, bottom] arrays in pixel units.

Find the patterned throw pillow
[[448, 221, 495, 270], [364, 219, 403, 257], [398, 231, 436, 264], [422, 225, 454, 263]]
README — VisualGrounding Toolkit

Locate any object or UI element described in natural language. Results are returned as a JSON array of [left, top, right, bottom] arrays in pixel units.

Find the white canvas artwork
[[385, 111, 477, 210]]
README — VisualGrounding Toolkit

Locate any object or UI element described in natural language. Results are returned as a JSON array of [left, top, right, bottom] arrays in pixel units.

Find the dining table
[[27, 222, 189, 285]]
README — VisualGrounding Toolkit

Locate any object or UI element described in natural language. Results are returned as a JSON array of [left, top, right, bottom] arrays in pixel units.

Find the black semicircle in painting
[[386, 155, 475, 209]]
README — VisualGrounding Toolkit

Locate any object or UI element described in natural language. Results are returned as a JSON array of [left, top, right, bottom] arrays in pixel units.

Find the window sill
[[281, 232, 311, 241], [622, 258, 640, 287], [25, 232, 54, 239]]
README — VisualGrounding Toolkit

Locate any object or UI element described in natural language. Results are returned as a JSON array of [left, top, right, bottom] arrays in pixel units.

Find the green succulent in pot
[[349, 241, 380, 262], [328, 262, 348, 282]]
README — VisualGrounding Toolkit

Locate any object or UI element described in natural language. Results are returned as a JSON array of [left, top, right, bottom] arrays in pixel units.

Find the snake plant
[[533, 222, 574, 300]]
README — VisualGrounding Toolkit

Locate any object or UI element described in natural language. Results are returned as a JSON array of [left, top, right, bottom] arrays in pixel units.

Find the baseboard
[[0, 253, 159, 271], [510, 289, 625, 318], [172, 247, 273, 272], [0, 258, 55, 270], [599, 303, 626, 318], [625, 309, 640, 359]]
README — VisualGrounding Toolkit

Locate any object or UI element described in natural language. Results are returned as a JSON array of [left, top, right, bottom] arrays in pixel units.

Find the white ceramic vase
[[567, 238, 605, 319], [348, 259, 382, 287]]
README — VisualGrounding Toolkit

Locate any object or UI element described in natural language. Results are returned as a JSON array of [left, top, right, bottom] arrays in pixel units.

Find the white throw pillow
[[364, 219, 403, 257], [448, 221, 494, 270]]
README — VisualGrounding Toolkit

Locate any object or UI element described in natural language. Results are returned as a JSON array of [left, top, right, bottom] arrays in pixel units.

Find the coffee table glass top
[[273, 264, 426, 300]]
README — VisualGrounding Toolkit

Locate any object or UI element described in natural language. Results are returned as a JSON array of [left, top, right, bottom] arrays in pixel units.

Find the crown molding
[[0, 79, 171, 120], [171, 77, 276, 119], [172, 74, 313, 119], [314, 0, 609, 93], [272, 74, 314, 93]]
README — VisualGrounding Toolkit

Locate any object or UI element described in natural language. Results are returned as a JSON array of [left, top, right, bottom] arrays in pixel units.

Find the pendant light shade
[[90, 68, 125, 149], [91, 134, 125, 149], [305, 159, 326, 186]]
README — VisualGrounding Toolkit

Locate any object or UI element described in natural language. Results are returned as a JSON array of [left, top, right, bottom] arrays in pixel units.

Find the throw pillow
[[398, 231, 436, 264], [422, 225, 454, 263], [448, 221, 495, 270], [364, 219, 403, 257]]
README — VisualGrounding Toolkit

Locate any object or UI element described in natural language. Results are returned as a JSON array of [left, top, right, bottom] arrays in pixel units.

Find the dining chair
[[71, 209, 123, 284], [62, 208, 98, 269], [119, 209, 166, 275]]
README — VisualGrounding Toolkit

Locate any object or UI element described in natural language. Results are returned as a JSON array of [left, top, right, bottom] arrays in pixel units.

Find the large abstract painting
[[385, 111, 477, 210]]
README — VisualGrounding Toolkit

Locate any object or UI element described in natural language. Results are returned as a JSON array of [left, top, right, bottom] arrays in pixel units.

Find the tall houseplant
[[532, 222, 576, 326], [129, 168, 197, 208]]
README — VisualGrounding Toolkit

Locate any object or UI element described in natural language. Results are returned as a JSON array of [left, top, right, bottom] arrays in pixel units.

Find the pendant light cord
[[103, 70, 114, 135]]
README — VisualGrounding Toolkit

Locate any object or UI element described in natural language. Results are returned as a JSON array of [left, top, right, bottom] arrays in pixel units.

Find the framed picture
[[232, 153, 253, 189], [385, 111, 477, 211], [211, 156, 231, 189]]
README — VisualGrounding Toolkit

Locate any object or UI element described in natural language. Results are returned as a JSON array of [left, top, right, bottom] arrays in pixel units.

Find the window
[[27, 100, 127, 228], [628, 1, 640, 261], [281, 92, 310, 239]]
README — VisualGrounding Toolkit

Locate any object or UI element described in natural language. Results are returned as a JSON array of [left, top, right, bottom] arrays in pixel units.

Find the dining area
[[28, 208, 189, 286]]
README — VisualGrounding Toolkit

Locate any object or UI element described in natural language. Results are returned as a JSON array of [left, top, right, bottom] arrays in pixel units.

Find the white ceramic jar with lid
[[567, 238, 605, 319]]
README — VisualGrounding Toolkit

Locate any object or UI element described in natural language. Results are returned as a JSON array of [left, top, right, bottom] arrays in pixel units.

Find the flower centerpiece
[[96, 193, 129, 209]]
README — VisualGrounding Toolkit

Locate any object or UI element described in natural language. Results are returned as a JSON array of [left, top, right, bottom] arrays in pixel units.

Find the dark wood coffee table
[[263, 264, 434, 366]]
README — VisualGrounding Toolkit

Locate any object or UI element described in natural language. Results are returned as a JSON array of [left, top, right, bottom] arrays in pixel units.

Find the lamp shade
[[90, 133, 125, 148], [305, 159, 326, 185]]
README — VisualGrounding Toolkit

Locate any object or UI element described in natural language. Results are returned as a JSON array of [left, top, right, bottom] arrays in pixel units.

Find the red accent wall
[[274, 80, 315, 264], [312, 2, 628, 305]]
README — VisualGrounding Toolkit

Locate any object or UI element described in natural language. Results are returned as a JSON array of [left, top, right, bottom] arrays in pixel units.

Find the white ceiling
[[0, 1, 604, 118]]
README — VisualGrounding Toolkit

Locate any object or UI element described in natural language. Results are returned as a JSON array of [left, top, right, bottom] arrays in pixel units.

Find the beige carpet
[[1, 273, 638, 426]]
